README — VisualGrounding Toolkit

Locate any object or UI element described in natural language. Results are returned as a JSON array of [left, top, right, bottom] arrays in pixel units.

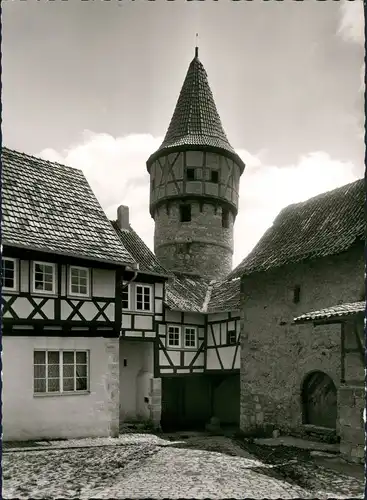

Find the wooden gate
[[302, 371, 337, 429]]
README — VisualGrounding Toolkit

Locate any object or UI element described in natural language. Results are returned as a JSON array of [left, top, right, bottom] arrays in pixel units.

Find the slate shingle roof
[[1, 148, 135, 266], [229, 179, 365, 279], [111, 221, 169, 276], [147, 51, 245, 173], [293, 301, 365, 323]]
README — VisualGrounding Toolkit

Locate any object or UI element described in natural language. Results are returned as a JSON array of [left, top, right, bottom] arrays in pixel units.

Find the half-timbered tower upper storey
[[1, 148, 136, 338], [147, 49, 246, 280]]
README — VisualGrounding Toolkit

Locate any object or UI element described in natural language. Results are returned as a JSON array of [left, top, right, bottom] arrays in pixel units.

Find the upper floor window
[[167, 325, 181, 348], [222, 208, 229, 228], [136, 284, 152, 312], [227, 330, 237, 345], [122, 283, 153, 313], [186, 168, 196, 181], [1, 258, 18, 291], [34, 350, 89, 394], [32, 261, 56, 294], [180, 204, 191, 222], [69, 266, 90, 297], [210, 170, 219, 183], [184, 326, 197, 348]]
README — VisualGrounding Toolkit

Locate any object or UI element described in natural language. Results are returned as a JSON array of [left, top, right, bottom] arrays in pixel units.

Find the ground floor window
[[33, 350, 89, 394]]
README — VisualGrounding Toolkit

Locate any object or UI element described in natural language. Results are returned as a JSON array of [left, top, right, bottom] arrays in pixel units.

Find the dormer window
[[210, 170, 219, 183], [186, 168, 195, 181], [180, 204, 191, 222]]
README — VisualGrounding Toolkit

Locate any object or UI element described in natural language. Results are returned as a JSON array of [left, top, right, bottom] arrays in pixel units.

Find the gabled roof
[[294, 301, 365, 324], [229, 178, 365, 279], [165, 272, 212, 313], [111, 221, 169, 277], [1, 148, 135, 267], [147, 50, 245, 173]]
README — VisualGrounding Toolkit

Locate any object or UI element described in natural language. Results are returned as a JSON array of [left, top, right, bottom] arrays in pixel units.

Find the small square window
[[167, 325, 181, 347], [33, 262, 56, 294], [1, 258, 17, 291], [210, 170, 219, 183], [69, 266, 90, 297], [180, 204, 191, 222], [186, 168, 195, 181], [227, 330, 237, 345], [184, 327, 197, 348]]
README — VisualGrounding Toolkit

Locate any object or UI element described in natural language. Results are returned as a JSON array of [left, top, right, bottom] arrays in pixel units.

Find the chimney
[[117, 205, 130, 230]]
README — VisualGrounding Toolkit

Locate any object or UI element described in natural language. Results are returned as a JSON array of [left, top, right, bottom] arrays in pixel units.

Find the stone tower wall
[[149, 150, 242, 279]]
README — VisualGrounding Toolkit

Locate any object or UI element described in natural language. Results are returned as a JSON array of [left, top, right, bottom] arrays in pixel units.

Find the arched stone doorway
[[302, 371, 337, 429]]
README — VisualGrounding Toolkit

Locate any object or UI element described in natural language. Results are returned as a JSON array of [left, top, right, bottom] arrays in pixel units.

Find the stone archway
[[302, 371, 337, 429]]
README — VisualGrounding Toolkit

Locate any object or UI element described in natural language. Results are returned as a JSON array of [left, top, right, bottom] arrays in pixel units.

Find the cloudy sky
[[2, 0, 364, 267]]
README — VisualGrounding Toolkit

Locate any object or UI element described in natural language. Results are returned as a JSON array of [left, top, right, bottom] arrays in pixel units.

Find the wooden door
[[302, 371, 337, 429]]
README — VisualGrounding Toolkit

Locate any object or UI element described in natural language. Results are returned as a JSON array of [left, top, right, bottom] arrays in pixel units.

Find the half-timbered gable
[[1, 148, 136, 441]]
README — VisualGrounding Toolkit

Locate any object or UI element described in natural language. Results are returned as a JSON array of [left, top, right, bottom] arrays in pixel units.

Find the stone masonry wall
[[105, 338, 120, 438], [150, 377, 162, 429], [240, 242, 364, 437], [339, 385, 365, 464], [154, 201, 233, 279]]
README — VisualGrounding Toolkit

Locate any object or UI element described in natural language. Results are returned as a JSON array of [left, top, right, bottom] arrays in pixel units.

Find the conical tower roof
[[147, 49, 245, 172]]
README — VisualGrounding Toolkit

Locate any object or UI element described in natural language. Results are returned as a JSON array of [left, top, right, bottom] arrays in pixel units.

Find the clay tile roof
[[2, 147, 136, 266], [147, 52, 245, 172], [207, 278, 241, 313], [228, 178, 365, 279], [293, 301, 365, 323], [111, 221, 169, 277], [165, 272, 212, 312]]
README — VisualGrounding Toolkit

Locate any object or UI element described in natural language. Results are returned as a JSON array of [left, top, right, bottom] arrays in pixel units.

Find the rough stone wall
[[339, 385, 365, 463], [154, 201, 233, 279], [150, 377, 162, 429], [105, 338, 120, 438], [239, 242, 364, 436]]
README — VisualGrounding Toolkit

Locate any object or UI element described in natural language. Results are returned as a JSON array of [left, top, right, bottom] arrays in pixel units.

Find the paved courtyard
[[2, 434, 364, 499]]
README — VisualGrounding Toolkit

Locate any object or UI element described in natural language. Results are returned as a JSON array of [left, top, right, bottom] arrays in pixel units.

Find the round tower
[[146, 48, 246, 280]]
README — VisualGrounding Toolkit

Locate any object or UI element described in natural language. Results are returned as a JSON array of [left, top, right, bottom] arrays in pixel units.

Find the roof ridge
[[2, 147, 81, 174]]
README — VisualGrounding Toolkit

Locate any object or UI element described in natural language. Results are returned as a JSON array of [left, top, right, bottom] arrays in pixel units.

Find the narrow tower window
[[186, 168, 195, 181], [180, 204, 191, 222], [222, 208, 229, 228], [293, 285, 301, 304], [210, 170, 219, 183]]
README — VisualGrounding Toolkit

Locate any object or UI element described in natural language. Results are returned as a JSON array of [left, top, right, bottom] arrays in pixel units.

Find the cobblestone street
[[2, 434, 364, 499]]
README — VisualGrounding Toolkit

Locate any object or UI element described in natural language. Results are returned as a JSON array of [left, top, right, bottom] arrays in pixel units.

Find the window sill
[[34, 391, 90, 397], [31, 292, 58, 299], [2, 289, 19, 294], [166, 346, 198, 351], [67, 295, 92, 301], [122, 310, 154, 316]]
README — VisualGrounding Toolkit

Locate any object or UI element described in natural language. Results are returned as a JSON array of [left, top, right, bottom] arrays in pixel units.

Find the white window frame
[[33, 349, 89, 395], [184, 326, 197, 349], [68, 265, 90, 298], [122, 282, 131, 310], [167, 325, 182, 348], [32, 261, 56, 295], [134, 283, 154, 313], [2, 257, 18, 292]]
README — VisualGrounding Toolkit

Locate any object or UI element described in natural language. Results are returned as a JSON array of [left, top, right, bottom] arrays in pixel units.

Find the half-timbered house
[[1, 147, 141, 441]]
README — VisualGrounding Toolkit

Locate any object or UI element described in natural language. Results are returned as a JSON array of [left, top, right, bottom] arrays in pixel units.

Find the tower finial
[[195, 33, 199, 58]]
